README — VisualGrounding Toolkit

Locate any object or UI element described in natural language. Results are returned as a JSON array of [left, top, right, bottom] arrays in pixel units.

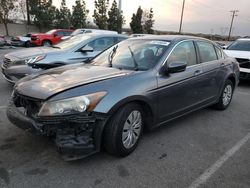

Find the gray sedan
[[7, 35, 240, 160], [1, 33, 127, 83]]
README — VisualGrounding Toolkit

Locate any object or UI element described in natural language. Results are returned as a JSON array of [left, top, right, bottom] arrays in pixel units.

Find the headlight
[[38, 91, 107, 116], [25, 55, 45, 65]]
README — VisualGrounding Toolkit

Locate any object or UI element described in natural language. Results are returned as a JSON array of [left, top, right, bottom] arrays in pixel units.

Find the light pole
[[118, 0, 122, 11], [179, 0, 185, 34]]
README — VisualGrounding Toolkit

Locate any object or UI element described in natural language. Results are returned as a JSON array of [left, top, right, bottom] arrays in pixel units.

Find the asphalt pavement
[[0, 47, 249, 188]]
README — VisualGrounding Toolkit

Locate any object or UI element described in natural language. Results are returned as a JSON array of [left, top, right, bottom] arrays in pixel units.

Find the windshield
[[71, 29, 85, 36], [46, 29, 57, 34], [93, 39, 170, 71], [227, 40, 250, 51], [53, 35, 91, 50]]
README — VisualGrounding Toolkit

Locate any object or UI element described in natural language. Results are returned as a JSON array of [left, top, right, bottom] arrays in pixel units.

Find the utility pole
[[26, 0, 30, 25], [179, 0, 185, 34], [228, 10, 239, 41]]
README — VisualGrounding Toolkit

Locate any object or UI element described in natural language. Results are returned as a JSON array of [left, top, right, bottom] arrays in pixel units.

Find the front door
[[156, 40, 205, 123]]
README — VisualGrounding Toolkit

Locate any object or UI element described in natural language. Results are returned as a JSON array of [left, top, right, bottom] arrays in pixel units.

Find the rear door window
[[196, 41, 218, 62], [86, 37, 115, 51], [55, 31, 64, 36], [168, 41, 197, 67]]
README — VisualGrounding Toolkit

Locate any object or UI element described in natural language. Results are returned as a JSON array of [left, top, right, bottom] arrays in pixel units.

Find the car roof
[[76, 33, 128, 38], [128, 35, 211, 43], [237, 38, 250, 41]]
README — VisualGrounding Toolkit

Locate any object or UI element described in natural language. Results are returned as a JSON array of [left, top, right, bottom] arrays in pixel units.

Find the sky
[[53, 0, 250, 36]]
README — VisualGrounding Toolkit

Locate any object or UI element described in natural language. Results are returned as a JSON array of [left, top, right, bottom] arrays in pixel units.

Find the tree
[[54, 0, 71, 28], [0, 0, 16, 36], [93, 0, 109, 29], [107, 0, 125, 33], [143, 8, 154, 34], [29, 0, 57, 31], [71, 0, 88, 29], [130, 6, 143, 34]]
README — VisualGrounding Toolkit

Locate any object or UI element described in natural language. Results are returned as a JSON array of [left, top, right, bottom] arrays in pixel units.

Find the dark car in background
[[1, 34, 127, 83], [0, 35, 7, 47], [30, 29, 73, 46], [7, 35, 239, 160]]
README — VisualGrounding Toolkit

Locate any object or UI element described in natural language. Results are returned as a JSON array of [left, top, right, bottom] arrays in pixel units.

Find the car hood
[[224, 50, 250, 60], [6, 47, 61, 60], [15, 64, 132, 100]]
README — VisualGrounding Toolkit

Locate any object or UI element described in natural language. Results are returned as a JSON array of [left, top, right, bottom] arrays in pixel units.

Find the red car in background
[[30, 29, 73, 46]]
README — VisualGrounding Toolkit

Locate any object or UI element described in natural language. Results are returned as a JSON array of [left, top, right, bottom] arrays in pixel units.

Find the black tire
[[42, 40, 51, 46], [213, 80, 234, 110], [103, 103, 143, 157], [25, 41, 31, 48]]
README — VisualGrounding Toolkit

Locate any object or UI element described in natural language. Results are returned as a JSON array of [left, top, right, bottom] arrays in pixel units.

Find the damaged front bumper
[[7, 100, 109, 161]]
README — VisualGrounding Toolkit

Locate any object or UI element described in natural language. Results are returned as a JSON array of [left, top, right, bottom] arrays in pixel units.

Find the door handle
[[194, 70, 203, 76], [220, 63, 225, 67]]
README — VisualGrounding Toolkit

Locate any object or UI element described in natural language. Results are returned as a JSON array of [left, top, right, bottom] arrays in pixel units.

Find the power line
[[228, 10, 239, 40]]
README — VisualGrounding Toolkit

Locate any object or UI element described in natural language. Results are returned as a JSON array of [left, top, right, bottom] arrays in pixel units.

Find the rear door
[[195, 41, 225, 103], [157, 40, 205, 123]]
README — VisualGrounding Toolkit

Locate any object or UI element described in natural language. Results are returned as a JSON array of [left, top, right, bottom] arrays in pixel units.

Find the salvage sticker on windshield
[[149, 41, 170, 46]]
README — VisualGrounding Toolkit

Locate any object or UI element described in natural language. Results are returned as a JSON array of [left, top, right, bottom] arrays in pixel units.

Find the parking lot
[[0, 47, 250, 188]]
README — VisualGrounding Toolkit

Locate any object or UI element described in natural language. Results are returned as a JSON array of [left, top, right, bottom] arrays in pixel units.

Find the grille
[[236, 58, 250, 64], [13, 92, 42, 117], [31, 37, 37, 41], [2, 57, 12, 69]]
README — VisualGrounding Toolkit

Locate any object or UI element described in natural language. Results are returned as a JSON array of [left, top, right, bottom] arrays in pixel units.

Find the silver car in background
[[1, 33, 127, 83]]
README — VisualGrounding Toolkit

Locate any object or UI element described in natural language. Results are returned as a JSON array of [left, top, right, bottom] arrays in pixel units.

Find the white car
[[224, 38, 250, 79], [62, 29, 118, 40], [11, 33, 32, 47]]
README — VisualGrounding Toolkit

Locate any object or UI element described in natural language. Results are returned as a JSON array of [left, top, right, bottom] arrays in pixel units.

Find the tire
[[103, 103, 143, 157], [213, 80, 234, 110], [25, 41, 31, 48], [42, 40, 51, 46]]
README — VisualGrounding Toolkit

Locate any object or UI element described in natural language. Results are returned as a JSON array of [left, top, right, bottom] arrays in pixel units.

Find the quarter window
[[215, 46, 223, 59], [168, 41, 197, 66], [197, 41, 217, 62]]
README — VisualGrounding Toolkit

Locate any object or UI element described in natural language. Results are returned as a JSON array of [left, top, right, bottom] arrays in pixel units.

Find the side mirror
[[53, 33, 58, 37], [81, 46, 94, 53], [161, 61, 187, 74]]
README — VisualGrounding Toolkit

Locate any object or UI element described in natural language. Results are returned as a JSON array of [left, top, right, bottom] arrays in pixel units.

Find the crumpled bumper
[[7, 100, 109, 161]]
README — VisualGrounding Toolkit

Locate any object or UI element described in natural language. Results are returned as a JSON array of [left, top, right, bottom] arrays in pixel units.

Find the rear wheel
[[104, 103, 143, 157], [25, 41, 31, 48], [214, 80, 234, 110], [42, 40, 51, 46]]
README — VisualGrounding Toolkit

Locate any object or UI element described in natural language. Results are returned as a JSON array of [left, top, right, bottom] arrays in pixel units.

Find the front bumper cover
[[7, 100, 109, 161]]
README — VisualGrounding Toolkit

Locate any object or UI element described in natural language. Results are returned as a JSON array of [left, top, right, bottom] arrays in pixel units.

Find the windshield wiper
[[128, 46, 139, 71], [108, 45, 118, 67]]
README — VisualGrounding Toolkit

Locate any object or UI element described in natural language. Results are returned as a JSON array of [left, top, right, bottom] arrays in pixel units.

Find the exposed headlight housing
[[38, 91, 107, 117], [12, 55, 45, 66], [25, 55, 46, 64]]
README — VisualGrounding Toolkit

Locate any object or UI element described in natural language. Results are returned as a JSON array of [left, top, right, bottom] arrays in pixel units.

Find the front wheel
[[103, 103, 143, 157], [42, 40, 51, 47], [213, 80, 234, 110]]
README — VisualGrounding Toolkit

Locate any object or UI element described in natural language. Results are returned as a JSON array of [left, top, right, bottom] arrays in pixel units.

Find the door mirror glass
[[166, 61, 187, 73], [81, 46, 94, 53]]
